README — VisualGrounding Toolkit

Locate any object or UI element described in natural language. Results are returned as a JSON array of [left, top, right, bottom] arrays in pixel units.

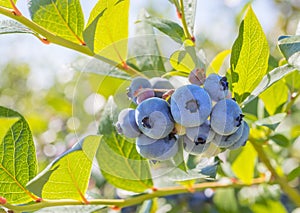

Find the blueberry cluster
[[115, 71, 249, 161]]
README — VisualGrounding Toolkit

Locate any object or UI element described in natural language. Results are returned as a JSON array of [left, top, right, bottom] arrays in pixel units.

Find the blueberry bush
[[0, 0, 300, 212]]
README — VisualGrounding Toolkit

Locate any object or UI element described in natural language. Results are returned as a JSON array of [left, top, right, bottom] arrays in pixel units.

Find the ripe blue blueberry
[[135, 97, 174, 139], [185, 120, 211, 145], [171, 85, 212, 127], [182, 135, 210, 155], [116, 108, 140, 138], [150, 77, 174, 98], [204, 73, 228, 102], [228, 121, 250, 150], [136, 134, 178, 160], [212, 121, 244, 148], [127, 77, 152, 104], [210, 99, 243, 135]]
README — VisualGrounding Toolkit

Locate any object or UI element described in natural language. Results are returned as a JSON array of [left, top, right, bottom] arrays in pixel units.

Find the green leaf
[[242, 65, 296, 106], [171, 137, 187, 172], [287, 166, 300, 181], [199, 160, 219, 178], [128, 9, 166, 74], [83, 0, 129, 62], [26, 136, 101, 202], [168, 168, 209, 182], [168, 0, 180, 12], [251, 199, 287, 213], [230, 7, 269, 103], [97, 97, 153, 193], [0, 106, 37, 204], [278, 35, 300, 70], [28, 0, 85, 44], [231, 143, 257, 184], [269, 134, 290, 147], [214, 188, 239, 213], [0, 0, 16, 8], [142, 16, 185, 43], [72, 58, 130, 80], [255, 113, 287, 130], [0, 20, 34, 35], [259, 79, 288, 115], [206, 49, 231, 75], [284, 70, 300, 93], [34, 205, 106, 213]]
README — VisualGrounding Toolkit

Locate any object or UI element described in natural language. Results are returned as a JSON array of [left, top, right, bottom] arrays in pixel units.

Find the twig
[[250, 140, 300, 207], [1, 177, 267, 212]]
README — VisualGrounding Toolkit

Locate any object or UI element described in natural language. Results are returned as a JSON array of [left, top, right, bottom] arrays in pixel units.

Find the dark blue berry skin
[[150, 77, 174, 98], [127, 77, 152, 104], [212, 121, 245, 148], [136, 134, 178, 161], [116, 108, 140, 138], [186, 120, 211, 145], [210, 99, 243, 135], [171, 85, 212, 127], [228, 121, 250, 150], [204, 73, 229, 102], [182, 135, 210, 155], [135, 97, 174, 139]]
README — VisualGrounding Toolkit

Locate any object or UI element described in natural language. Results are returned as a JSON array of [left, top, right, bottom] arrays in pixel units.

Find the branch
[[1, 177, 266, 212], [250, 140, 300, 207], [178, 0, 192, 40], [285, 91, 300, 114], [0, 6, 146, 78]]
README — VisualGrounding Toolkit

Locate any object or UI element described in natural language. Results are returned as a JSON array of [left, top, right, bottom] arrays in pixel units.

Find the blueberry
[[135, 97, 174, 139], [182, 135, 210, 155], [149, 77, 174, 98], [136, 134, 178, 160], [212, 121, 244, 148], [227, 121, 250, 150], [127, 77, 152, 104], [204, 73, 229, 102], [185, 120, 211, 144], [210, 99, 243, 135], [136, 88, 155, 104], [116, 108, 140, 138], [188, 68, 206, 86], [171, 85, 212, 127]]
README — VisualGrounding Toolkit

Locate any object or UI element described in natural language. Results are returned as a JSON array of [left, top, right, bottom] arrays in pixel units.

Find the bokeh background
[[1, 0, 300, 212]]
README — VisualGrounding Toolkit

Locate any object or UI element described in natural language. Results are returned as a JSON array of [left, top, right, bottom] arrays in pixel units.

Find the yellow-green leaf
[[251, 199, 287, 213], [259, 79, 288, 115], [83, 0, 129, 62], [0, 106, 37, 204], [230, 7, 269, 103], [206, 49, 231, 75], [26, 136, 101, 202], [242, 64, 295, 107], [28, 0, 85, 44], [231, 142, 257, 184], [284, 70, 300, 93], [170, 40, 205, 73], [0, 0, 16, 8]]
